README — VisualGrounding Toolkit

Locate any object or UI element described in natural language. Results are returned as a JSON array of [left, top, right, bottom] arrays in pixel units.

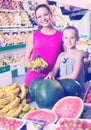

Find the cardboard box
[[0, 65, 12, 88]]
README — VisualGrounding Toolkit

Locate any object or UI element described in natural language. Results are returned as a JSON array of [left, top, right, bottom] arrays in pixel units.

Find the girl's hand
[[57, 76, 62, 80], [45, 72, 55, 80]]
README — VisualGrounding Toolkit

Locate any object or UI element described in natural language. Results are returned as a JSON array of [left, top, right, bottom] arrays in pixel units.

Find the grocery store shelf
[[0, 27, 38, 32], [0, 44, 26, 51]]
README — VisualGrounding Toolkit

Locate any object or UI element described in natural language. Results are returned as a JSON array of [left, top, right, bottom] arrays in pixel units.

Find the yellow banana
[[6, 93, 15, 102], [21, 99, 27, 106], [19, 112, 26, 119], [10, 87, 20, 95], [0, 88, 5, 93], [0, 104, 6, 109], [9, 97, 20, 109], [29, 106, 37, 112], [40, 57, 48, 67], [14, 104, 22, 118], [0, 98, 9, 106], [0, 103, 10, 113], [5, 83, 18, 92], [1, 86, 8, 92], [22, 104, 31, 112], [0, 111, 7, 116], [35, 58, 40, 66], [0, 92, 6, 99], [27, 60, 35, 69], [6, 107, 18, 117], [19, 84, 26, 100]]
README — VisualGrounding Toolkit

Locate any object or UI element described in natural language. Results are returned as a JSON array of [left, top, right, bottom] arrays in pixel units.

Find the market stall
[[0, 0, 91, 129]]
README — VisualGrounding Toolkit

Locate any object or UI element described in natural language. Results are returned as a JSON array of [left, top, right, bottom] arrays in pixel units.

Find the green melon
[[58, 79, 82, 97], [28, 76, 44, 100], [35, 79, 65, 109]]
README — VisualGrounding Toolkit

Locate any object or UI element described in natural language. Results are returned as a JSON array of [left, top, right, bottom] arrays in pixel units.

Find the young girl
[[45, 26, 86, 94], [24, 4, 63, 86]]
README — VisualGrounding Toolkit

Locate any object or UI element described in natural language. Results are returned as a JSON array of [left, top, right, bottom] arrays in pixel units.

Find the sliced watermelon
[[24, 109, 58, 124], [52, 96, 84, 119]]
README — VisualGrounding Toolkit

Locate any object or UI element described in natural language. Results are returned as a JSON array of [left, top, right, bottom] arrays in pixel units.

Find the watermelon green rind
[[23, 109, 58, 124], [35, 79, 65, 109], [52, 96, 84, 119], [58, 79, 82, 97], [28, 76, 44, 100]]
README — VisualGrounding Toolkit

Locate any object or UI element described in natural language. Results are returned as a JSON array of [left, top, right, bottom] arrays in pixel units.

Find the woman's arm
[[24, 33, 33, 67], [58, 51, 83, 80]]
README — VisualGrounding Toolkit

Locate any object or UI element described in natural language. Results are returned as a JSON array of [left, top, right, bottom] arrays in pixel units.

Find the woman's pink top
[[25, 30, 63, 86]]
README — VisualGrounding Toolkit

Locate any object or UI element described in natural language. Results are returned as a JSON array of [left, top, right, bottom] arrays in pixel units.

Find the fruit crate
[[0, 116, 26, 130], [83, 81, 91, 106]]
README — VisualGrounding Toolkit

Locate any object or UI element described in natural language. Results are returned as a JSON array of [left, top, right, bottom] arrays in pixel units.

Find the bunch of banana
[[0, 83, 35, 118], [27, 56, 48, 72]]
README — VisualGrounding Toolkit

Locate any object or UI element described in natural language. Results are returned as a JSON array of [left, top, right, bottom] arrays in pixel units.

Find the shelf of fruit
[[76, 38, 91, 53], [0, 0, 24, 10], [0, 10, 32, 28], [0, 53, 24, 67], [0, 30, 29, 47]]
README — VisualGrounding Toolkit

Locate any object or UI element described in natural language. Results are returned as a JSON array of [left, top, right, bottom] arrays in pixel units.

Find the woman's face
[[62, 29, 78, 49], [35, 7, 52, 27]]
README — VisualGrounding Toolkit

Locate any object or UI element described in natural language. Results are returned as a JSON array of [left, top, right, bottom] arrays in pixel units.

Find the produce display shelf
[[0, 27, 38, 31], [0, 44, 26, 51], [12, 67, 27, 77], [0, 65, 10, 73]]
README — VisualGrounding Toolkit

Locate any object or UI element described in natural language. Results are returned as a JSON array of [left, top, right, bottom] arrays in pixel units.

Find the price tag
[[14, 15, 21, 24], [17, 63, 25, 75], [0, 71, 12, 88]]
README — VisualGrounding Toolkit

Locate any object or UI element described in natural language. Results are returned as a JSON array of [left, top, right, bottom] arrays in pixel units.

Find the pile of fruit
[[27, 56, 48, 72], [56, 118, 91, 130], [0, 1, 24, 10], [0, 116, 26, 130], [0, 54, 24, 67], [84, 88, 91, 103], [0, 83, 36, 119], [0, 11, 32, 27]]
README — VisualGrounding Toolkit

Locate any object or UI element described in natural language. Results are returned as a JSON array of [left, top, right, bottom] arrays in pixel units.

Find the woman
[[24, 4, 63, 86]]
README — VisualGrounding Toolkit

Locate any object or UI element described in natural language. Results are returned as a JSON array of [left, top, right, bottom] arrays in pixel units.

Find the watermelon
[[58, 79, 82, 97], [52, 96, 84, 119], [24, 109, 58, 124], [28, 76, 44, 100], [35, 79, 65, 109]]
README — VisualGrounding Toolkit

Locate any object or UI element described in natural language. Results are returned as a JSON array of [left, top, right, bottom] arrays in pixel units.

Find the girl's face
[[35, 7, 52, 27], [62, 29, 78, 49]]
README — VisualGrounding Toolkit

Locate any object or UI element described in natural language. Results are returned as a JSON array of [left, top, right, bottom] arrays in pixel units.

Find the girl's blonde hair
[[63, 26, 79, 40]]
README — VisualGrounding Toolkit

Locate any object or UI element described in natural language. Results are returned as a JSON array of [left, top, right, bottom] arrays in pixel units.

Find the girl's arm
[[58, 51, 83, 80], [24, 33, 33, 67], [45, 53, 61, 79]]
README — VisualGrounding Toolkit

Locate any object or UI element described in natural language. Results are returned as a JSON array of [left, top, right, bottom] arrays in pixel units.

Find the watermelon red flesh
[[52, 96, 84, 119], [25, 109, 58, 124]]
